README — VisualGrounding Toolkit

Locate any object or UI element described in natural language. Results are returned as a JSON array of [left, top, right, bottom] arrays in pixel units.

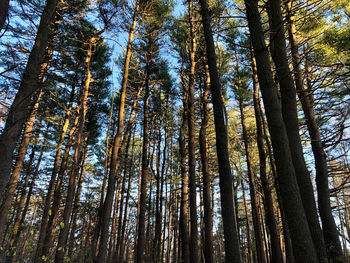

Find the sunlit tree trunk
[[179, 61, 190, 263], [186, 1, 199, 261], [40, 115, 79, 260], [95, 4, 138, 260], [36, 75, 76, 261], [55, 35, 96, 263]]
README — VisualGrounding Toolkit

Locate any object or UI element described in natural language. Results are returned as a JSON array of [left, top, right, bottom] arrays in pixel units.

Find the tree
[[285, 1, 344, 261], [0, 0, 58, 199], [0, 0, 9, 32], [198, 0, 242, 261], [243, 0, 318, 261]]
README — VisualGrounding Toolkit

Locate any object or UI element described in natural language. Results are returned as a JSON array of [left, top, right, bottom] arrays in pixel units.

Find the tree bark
[[238, 97, 266, 263], [95, 5, 138, 261], [241, 179, 254, 263], [187, 1, 199, 261], [153, 125, 163, 262], [261, 109, 295, 263], [267, 0, 328, 261], [198, 0, 242, 261], [243, 0, 318, 261], [40, 115, 79, 260], [233, 43, 266, 263], [136, 34, 153, 263], [251, 51, 284, 263], [0, 0, 10, 32], [285, 2, 344, 261], [0, 0, 58, 197], [179, 82, 190, 263], [55, 35, 96, 263], [199, 65, 214, 263], [11, 125, 40, 241], [67, 139, 88, 259], [0, 89, 42, 242], [10, 123, 48, 262], [35, 76, 76, 261]]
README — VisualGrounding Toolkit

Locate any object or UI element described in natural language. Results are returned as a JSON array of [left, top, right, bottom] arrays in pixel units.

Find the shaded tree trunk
[[243, 0, 318, 261], [251, 51, 284, 263], [0, 0, 58, 197], [136, 35, 153, 263], [198, 0, 242, 261], [11, 125, 40, 241], [241, 179, 254, 263], [199, 66, 214, 263], [0, 0, 10, 33], [261, 108, 295, 263], [0, 89, 42, 240], [153, 125, 163, 262], [267, 0, 327, 261], [238, 97, 266, 263], [234, 43, 266, 263], [285, 2, 344, 261], [10, 123, 48, 262], [67, 139, 88, 259]]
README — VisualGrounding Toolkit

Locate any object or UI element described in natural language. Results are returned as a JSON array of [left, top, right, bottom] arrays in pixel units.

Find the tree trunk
[[67, 139, 88, 259], [261, 110, 295, 263], [179, 62, 190, 263], [11, 125, 40, 241], [55, 35, 96, 263], [198, 0, 242, 261], [251, 51, 284, 263], [0, 89, 42, 240], [239, 97, 266, 263], [241, 179, 254, 263], [267, 0, 327, 261], [243, 0, 318, 261], [136, 34, 153, 263], [10, 123, 48, 262], [35, 76, 76, 261], [153, 125, 163, 262], [0, 0, 58, 197], [40, 115, 79, 260], [199, 65, 214, 263], [187, 1, 199, 261], [285, 2, 344, 261], [95, 4, 138, 260], [234, 42, 266, 263], [0, 0, 10, 33]]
